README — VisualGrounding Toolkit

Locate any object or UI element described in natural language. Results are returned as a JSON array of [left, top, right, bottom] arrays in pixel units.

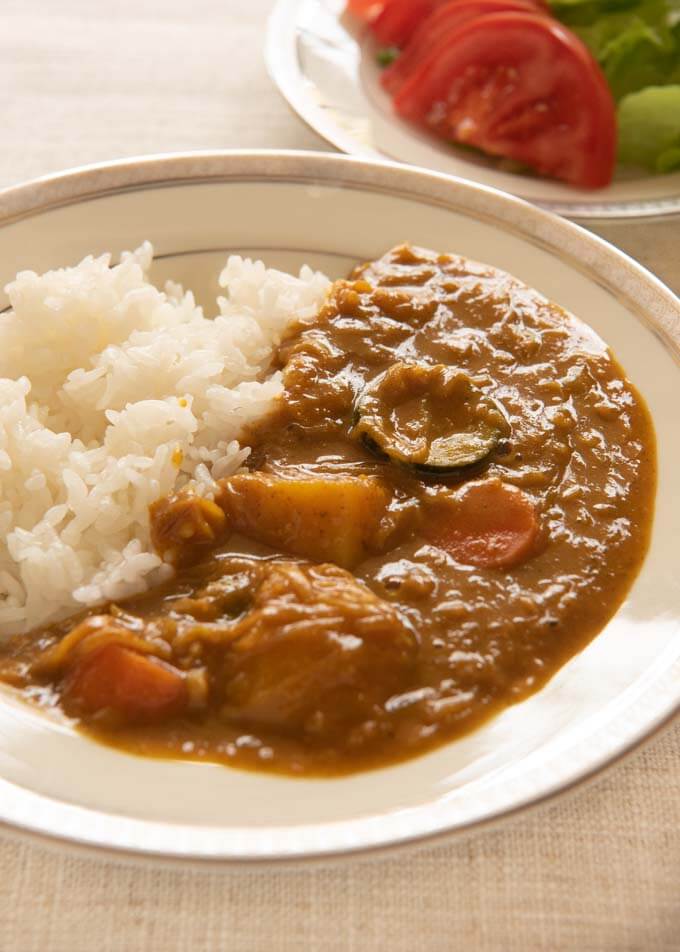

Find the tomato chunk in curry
[[0, 245, 656, 776]]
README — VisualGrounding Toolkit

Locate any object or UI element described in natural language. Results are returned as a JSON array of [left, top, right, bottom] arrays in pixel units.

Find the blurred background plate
[[0, 151, 678, 866], [266, 0, 680, 220]]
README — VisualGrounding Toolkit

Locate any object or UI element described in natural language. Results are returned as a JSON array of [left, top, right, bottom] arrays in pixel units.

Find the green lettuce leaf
[[548, 0, 677, 22], [548, 0, 680, 172], [617, 84, 680, 170], [549, 0, 680, 99]]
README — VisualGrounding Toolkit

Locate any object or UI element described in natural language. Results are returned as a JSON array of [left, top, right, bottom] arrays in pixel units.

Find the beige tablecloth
[[0, 3, 678, 949]]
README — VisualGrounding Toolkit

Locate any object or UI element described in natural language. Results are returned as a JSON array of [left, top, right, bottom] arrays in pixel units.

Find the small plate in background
[[266, 0, 680, 220]]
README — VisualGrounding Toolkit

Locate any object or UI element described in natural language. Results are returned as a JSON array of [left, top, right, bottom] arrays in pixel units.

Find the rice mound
[[0, 244, 329, 637]]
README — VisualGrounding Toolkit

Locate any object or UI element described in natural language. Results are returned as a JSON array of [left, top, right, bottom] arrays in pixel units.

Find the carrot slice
[[63, 643, 187, 722], [428, 478, 539, 568]]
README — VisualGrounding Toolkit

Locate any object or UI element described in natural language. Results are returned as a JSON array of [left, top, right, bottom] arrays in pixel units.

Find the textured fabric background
[[0, 2, 678, 950]]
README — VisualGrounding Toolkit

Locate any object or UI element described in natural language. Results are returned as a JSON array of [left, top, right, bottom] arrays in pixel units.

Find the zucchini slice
[[351, 362, 507, 473]]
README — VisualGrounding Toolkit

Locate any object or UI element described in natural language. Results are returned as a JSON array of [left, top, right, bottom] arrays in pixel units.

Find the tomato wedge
[[381, 0, 547, 97], [346, 0, 386, 21], [63, 643, 188, 723], [428, 479, 540, 569], [393, 12, 617, 188], [372, 0, 441, 46], [368, 0, 546, 46]]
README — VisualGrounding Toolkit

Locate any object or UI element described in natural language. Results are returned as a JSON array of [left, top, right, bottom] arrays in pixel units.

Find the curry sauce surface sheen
[[0, 246, 656, 776]]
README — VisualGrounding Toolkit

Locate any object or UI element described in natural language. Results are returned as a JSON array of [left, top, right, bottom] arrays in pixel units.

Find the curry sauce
[[0, 245, 656, 776]]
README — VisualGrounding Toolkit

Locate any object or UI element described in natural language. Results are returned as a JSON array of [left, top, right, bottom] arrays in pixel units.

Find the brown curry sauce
[[0, 245, 656, 776]]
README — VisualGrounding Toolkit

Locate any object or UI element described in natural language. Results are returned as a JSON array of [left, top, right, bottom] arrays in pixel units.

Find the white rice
[[0, 244, 329, 637]]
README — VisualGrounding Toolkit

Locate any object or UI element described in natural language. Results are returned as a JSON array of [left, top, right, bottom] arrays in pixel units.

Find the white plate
[[0, 150, 678, 867], [266, 0, 680, 220]]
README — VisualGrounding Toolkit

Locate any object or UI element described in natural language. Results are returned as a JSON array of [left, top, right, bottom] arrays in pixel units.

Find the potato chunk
[[217, 473, 391, 569]]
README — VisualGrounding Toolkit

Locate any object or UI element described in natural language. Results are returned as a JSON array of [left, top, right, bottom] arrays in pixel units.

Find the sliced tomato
[[382, 0, 547, 97], [63, 643, 188, 723], [346, 0, 387, 21], [372, 0, 440, 46], [393, 12, 617, 188], [427, 479, 540, 569], [370, 0, 546, 47]]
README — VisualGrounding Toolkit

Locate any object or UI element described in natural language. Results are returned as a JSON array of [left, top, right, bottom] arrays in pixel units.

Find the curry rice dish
[[0, 245, 656, 776]]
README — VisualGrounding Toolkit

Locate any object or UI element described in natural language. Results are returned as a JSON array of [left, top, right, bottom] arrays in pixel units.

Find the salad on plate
[[347, 0, 680, 188]]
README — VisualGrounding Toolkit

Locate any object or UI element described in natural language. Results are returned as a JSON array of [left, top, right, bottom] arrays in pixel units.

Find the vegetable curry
[[0, 245, 656, 776]]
